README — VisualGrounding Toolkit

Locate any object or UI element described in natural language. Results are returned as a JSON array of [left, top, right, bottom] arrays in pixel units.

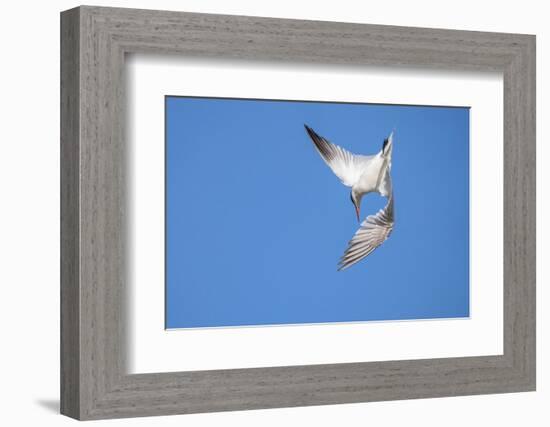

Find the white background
[[0, 1, 546, 426], [129, 57, 503, 373]]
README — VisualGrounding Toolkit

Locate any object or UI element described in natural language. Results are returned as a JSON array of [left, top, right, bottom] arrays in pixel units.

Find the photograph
[[165, 96, 470, 329]]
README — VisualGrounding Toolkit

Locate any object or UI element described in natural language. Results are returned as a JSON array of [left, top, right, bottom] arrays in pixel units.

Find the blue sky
[[165, 96, 470, 329]]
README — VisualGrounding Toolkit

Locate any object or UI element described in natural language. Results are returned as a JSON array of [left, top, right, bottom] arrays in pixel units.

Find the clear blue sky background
[[165, 96, 470, 329]]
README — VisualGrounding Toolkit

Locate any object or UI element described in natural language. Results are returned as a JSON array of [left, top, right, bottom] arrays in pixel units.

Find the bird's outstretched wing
[[304, 124, 372, 187], [338, 194, 394, 271]]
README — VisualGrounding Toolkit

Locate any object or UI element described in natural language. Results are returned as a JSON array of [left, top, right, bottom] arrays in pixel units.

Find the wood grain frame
[[60, 5, 536, 420]]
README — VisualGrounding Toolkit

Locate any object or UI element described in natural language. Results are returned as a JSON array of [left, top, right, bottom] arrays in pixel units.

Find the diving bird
[[304, 124, 395, 270]]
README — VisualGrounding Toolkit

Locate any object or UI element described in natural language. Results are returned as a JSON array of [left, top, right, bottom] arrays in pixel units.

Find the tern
[[304, 124, 395, 270]]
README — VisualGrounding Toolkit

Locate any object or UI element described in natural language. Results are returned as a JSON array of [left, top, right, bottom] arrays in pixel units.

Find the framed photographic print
[[61, 5, 536, 420]]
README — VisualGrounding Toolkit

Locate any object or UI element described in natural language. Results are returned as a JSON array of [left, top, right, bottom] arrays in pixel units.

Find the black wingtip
[[382, 137, 389, 154], [304, 124, 320, 141]]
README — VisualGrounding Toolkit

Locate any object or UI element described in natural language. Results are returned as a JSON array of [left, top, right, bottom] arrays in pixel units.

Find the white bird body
[[304, 125, 395, 270], [352, 153, 392, 198]]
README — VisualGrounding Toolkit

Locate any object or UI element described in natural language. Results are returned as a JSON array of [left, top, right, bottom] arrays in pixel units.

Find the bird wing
[[338, 194, 394, 271], [376, 160, 392, 197], [305, 125, 372, 187]]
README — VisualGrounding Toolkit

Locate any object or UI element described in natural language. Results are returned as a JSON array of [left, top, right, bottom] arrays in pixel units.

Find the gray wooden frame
[[60, 5, 536, 420]]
